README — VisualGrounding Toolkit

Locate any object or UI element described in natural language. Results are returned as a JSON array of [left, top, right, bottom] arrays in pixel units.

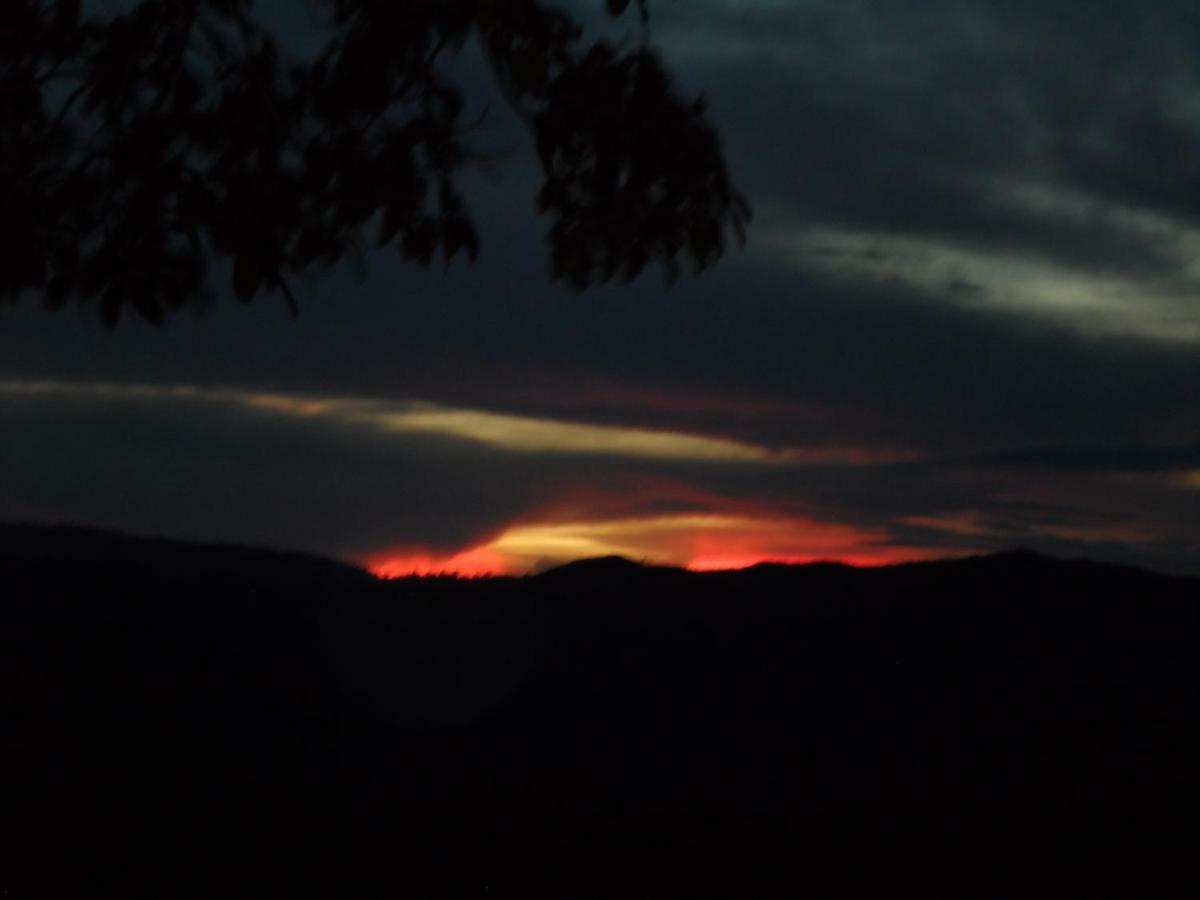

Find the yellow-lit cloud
[[370, 407, 780, 462], [759, 179, 1200, 346], [0, 379, 905, 467]]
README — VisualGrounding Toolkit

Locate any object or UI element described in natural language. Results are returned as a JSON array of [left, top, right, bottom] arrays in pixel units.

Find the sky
[[2, 0, 1198, 575]]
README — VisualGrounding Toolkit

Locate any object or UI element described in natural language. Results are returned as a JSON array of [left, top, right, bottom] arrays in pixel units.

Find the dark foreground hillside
[[3, 526, 1195, 897]]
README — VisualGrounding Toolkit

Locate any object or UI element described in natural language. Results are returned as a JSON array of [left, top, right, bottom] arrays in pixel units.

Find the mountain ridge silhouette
[[3, 520, 1193, 584], [2, 521, 1194, 896]]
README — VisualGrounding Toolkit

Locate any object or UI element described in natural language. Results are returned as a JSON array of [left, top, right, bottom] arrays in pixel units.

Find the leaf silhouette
[[2, 1, 750, 324]]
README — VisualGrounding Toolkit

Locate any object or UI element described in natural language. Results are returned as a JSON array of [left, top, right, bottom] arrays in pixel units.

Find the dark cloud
[[668, 1, 1200, 280], [0, 389, 546, 555], [951, 443, 1200, 471], [3, 255, 1195, 454]]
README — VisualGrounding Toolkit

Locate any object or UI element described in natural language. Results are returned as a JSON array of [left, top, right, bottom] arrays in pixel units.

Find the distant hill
[[2, 524, 1194, 897], [0, 521, 371, 585]]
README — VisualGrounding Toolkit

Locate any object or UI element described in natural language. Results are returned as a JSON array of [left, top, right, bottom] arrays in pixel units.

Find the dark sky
[[3, 0, 1198, 574]]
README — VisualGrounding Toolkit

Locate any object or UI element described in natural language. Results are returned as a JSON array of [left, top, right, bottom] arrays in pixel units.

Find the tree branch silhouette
[[1, 0, 750, 325]]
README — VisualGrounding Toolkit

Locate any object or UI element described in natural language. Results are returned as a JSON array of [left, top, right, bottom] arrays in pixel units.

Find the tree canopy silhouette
[[1, 0, 751, 325]]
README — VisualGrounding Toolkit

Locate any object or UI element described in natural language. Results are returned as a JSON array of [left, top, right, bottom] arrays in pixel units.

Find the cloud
[[4, 377, 1197, 575], [660, 1, 1200, 348], [760, 216, 1200, 346], [370, 512, 946, 576], [2, 2, 1199, 578], [0, 379, 902, 466], [900, 510, 1168, 547], [0, 380, 541, 556], [375, 405, 789, 463], [0, 379, 926, 568]]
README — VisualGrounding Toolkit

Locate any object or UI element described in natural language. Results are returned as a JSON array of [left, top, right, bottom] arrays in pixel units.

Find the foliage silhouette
[[1, 0, 750, 325]]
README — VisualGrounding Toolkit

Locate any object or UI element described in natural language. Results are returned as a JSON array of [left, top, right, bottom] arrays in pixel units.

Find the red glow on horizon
[[686, 548, 942, 572], [369, 546, 510, 579], [678, 522, 947, 573], [363, 511, 957, 579]]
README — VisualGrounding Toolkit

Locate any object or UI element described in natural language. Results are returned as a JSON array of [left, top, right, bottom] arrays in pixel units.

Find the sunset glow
[[685, 548, 947, 571], [369, 546, 509, 579], [4, 379, 1193, 578], [366, 513, 952, 578]]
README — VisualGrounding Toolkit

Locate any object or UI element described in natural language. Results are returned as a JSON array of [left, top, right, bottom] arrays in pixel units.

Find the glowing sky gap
[[366, 514, 953, 577]]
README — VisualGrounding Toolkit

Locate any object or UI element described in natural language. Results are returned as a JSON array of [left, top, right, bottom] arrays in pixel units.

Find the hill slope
[[3, 526, 1194, 896]]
